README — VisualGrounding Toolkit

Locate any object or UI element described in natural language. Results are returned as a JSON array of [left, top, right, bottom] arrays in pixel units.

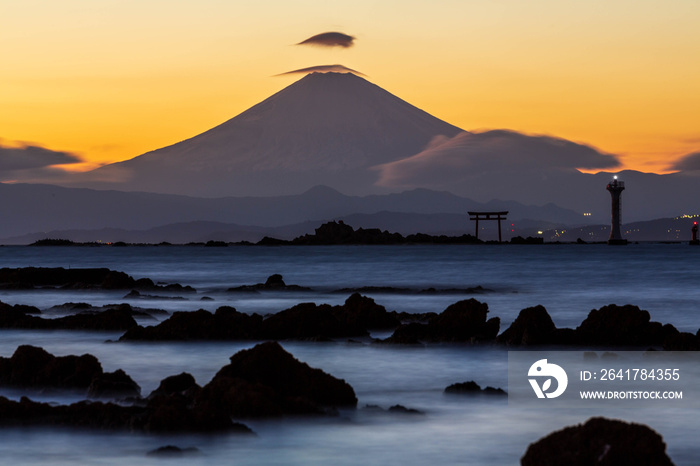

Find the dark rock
[[331, 293, 400, 330], [497, 305, 558, 345], [122, 290, 188, 301], [52, 305, 139, 331], [263, 302, 365, 340], [382, 322, 428, 344], [521, 417, 674, 466], [0, 395, 250, 433], [384, 299, 499, 343], [147, 372, 200, 399], [663, 331, 700, 350], [428, 299, 499, 341], [120, 307, 263, 341], [388, 404, 424, 415], [143, 393, 243, 433], [265, 274, 285, 287], [146, 445, 201, 457], [197, 342, 357, 418], [0, 344, 357, 431], [228, 274, 311, 292], [256, 236, 291, 246], [0, 267, 194, 292], [205, 240, 228, 247], [576, 304, 667, 346], [444, 381, 507, 395], [391, 311, 437, 324], [0, 345, 102, 389], [0, 345, 142, 401], [509, 236, 544, 244], [87, 369, 141, 399], [30, 238, 76, 246]]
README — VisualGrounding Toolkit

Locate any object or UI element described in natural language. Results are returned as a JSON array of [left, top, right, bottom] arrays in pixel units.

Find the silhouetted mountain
[[73, 72, 462, 197], [49, 72, 700, 222], [0, 183, 583, 243]]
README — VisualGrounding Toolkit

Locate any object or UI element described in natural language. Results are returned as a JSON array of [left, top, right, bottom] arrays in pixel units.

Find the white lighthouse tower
[[606, 176, 627, 245]]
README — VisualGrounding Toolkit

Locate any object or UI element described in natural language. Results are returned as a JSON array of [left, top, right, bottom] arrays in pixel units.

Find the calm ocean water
[[0, 244, 698, 465]]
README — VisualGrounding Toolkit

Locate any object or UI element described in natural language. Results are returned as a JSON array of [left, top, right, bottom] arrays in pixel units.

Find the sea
[[0, 243, 698, 465]]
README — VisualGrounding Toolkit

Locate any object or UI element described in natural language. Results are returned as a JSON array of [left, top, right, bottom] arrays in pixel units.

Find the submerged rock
[[0, 267, 195, 292], [521, 417, 674, 466], [0, 395, 250, 433], [146, 445, 201, 457], [387, 404, 424, 415], [0, 304, 138, 331], [444, 381, 506, 396], [228, 274, 312, 292]]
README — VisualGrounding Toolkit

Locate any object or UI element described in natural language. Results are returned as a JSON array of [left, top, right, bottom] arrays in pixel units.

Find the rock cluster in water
[[0, 345, 140, 398], [120, 293, 400, 341], [444, 381, 506, 396], [497, 304, 699, 350], [0, 267, 194, 292], [0, 342, 356, 433], [0, 302, 148, 331]]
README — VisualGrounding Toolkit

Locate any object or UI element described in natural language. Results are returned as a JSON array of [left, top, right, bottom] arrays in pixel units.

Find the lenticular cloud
[[297, 32, 355, 48]]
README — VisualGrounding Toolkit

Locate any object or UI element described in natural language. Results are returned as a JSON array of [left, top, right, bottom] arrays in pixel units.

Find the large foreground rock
[[521, 417, 674, 466], [196, 341, 357, 417]]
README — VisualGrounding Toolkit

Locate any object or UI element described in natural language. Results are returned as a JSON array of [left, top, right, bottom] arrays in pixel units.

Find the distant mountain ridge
[[0, 183, 582, 243]]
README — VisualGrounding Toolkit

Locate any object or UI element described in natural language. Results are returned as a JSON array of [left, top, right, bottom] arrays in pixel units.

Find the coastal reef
[[0, 342, 355, 432]]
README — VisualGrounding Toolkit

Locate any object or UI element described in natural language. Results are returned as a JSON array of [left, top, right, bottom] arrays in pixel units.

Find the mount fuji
[[56, 71, 700, 222], [76, 72, 462, 197]]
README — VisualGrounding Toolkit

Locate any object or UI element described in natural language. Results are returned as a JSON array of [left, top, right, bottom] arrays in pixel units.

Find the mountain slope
[[76, 72, 462, 197]]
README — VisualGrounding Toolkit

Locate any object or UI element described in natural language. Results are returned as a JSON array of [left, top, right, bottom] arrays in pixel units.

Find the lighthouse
[[606, 176, 628, 245]]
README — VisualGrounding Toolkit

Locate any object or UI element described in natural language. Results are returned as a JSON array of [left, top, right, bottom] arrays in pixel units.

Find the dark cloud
[[0, 142, 81, 171], [297, 32, 355, 48], [374, 130, 622, 188], [670, 151, 700, 171], [0, 141, 82, 182], [275, 64, 366, 77]]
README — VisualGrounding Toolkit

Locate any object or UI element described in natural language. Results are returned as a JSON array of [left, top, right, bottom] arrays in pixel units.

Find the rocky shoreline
[[0, 266, 689, 463], [4, 291, 696, 350]]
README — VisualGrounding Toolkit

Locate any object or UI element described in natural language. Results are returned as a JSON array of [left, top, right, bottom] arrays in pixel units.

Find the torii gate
[[468, 211, 509, 242]]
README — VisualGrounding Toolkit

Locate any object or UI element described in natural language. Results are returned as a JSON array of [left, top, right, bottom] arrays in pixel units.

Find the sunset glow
[[2, 0, 699, 174]]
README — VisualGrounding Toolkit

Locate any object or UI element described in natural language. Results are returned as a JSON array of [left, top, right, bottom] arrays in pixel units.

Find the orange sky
[[2, 0, 699, 175]]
